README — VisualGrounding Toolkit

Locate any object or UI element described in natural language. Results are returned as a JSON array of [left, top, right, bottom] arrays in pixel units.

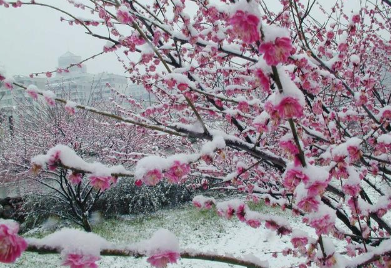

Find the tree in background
[[0, 95, 159, 231], [1, 0, 391, 267]]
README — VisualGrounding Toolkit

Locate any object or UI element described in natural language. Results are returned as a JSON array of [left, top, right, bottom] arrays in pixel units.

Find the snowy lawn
[[0, 201, 310, 268]]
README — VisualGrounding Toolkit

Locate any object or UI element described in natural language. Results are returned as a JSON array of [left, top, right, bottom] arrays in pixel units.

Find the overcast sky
[[0, 0, 359, 77], [0, 0, 125, 76]]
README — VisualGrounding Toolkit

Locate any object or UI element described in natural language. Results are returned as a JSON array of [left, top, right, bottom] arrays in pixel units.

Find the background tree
[[0, 95, 158, 231]]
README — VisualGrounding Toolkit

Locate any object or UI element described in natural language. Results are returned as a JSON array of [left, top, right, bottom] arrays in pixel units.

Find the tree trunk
[[82, 215, 92, 232]]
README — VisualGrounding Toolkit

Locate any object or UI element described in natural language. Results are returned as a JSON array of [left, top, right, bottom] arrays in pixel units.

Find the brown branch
[[31, 51, 105, 76], [131, 21, 209, 135], [13, 2, 92, 34], [26, 245, 267, 268], [13, 82, 184, 137]]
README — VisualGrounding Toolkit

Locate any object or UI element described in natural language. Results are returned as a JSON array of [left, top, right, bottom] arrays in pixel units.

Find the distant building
[[0, 75, 45, 118], [58, 51, 87, 75], [126, 84, 154, 107], [48, 51, 128, 105], [0, 51, 154, 119]]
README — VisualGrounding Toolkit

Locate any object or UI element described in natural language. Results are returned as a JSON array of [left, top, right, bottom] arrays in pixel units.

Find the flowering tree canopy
[[1, 0, 391, 267]]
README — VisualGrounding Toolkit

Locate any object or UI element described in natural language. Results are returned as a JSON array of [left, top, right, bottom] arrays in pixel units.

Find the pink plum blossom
[[62, 253, 100, 268], [68, 172, 82, 185], [297, 196, 320, 213], [291, 236, 308, 248], [147, 251, 180, 268], [3, 78, 14, 90], [193, 200, 202, 208], [43, 90, 56, 107], [347, 145, 361, 162], [264, 101, 281, 124], [259, 37, 293, 66], [88, 175, 112, 191], [193, 196, 215, 209], [380, 108, 391, 121], [237, 101, 250, 113], [141, 53, 154, 64], [45, 96, 55, 106], [236, 203, 246, 222], [228, 10, 260, 44], [275, 97, 303, 119], [26, 86, 39, 100], [130, 34, 145, 45], [177, 83, 188, 92], [11, 0, 21, 8], [66, 107, 76, 115], [218, 205, 235, 219], [309, 214, 334, 235], [280, 140, 299, 155], [246, 219, 261, 228], [48, 150, 61, 171], [352, 14, 360, 23], [338, 42, 348, 52], [253, 120, 269, 133], [116, 5, 133, 24], [343, 183, 361, 196], [326, 31, 334, 40], [0, 221, 28, 263], [203, 200, 214, 209], [255, 69, 270, 93], [355, 92, 368, 106], [65, 101, 77, 115], [142, 169, 163, 186], [283, 169, 309, 191], [98, 7, 109, 21], [265, 220, 279, 231], [165, 161, 190, 183], [306, 180, 327, 196]]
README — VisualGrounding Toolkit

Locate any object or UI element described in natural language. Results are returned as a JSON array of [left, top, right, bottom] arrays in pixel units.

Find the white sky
[[0, 0, 360, 76]]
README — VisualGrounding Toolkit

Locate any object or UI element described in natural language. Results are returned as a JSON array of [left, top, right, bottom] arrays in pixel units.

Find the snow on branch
[[0, 221, 268, 268]]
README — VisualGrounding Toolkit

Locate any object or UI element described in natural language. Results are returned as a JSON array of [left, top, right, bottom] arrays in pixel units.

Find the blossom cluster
[[139, 160, 191, 186], [193, 197, 292, 235], [229, 10, 293, 66]]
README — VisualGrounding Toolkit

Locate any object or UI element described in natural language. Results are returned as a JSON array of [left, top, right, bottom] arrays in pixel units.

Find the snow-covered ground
[[1, 202, 311, 268]]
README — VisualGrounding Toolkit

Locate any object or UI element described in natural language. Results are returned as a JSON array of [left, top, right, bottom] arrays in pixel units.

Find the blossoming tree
[[1, 0, 391, 267], [0, 97, 157, 231]]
